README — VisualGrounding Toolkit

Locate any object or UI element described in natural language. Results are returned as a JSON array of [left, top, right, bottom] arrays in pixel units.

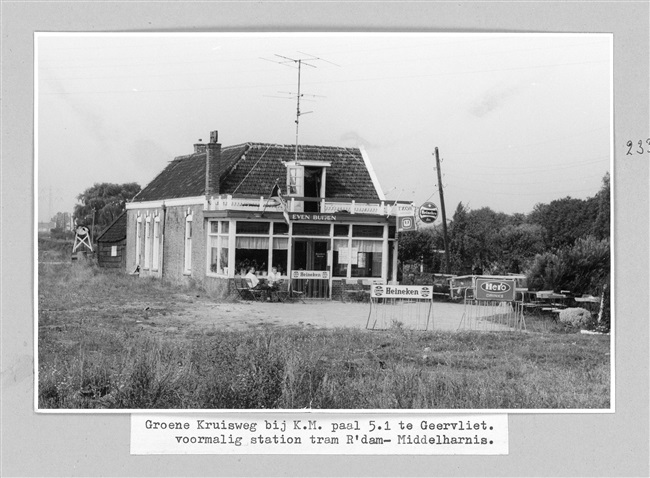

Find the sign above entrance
[[291, 270, 330, 280], [371, 285, 433, 299], [290, 213, 337, 222], [475, 278, 516, 301], [418, 202, 439, 223]]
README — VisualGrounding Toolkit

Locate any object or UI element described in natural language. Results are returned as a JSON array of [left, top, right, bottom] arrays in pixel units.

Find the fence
[[365, 285, 433, 331], [457, 278, 526, 331]]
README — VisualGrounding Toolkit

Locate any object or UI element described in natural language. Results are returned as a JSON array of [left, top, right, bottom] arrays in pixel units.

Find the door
[[292, 238, 330, 299]]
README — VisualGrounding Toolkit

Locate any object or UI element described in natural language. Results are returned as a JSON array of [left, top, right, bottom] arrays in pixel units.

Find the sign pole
[[434, 147, 451, 274]]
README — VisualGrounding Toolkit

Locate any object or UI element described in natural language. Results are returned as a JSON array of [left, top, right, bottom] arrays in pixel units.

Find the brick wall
[[126, 204, 232, 299]]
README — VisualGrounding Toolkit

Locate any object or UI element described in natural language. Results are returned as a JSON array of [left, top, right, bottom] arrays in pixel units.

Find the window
[[236, 221, 269, 234], [334, 224, 349, 237], [287, 166, 303, 195], [271, 237, 288, 274], [208, 220, 229, 275], [351, 240, 383, 278], [292, 223, 330, 236], [235, 236, 269, 275], [135, 216, 142, 266], [144, 217, 151, 269], [352, 225, 384, 238], [184, 213, 192, 273], [152, 216, 160, 271], [332, 239, 349, 277]]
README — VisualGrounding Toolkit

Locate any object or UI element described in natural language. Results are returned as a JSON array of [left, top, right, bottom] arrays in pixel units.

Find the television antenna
[[261, 52, 339, 162]]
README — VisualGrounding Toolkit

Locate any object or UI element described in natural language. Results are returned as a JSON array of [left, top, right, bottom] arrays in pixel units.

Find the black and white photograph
[[35, 32, 613, 412]]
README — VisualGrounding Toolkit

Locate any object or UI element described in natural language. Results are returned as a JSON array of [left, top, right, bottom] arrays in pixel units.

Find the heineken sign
[[475, 278, 516, 301], [419, 202, 439, 223], [371, 285, 433, 299], [291, 270, 330, 280]]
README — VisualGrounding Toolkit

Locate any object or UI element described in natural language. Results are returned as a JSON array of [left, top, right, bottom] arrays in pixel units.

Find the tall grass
[[38, 261, 610, 410], [39, 325, 610, 409]]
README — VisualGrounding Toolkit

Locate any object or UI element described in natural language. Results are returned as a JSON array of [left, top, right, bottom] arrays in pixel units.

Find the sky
[[36, 32, 611, 222]]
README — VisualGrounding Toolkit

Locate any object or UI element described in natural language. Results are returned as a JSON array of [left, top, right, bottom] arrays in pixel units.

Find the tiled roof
[[96, 212, 127, 243], [132, 142, 381, 202]]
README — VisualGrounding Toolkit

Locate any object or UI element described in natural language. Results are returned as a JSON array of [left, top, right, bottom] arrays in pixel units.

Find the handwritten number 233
[[626, 139, 650, 155]]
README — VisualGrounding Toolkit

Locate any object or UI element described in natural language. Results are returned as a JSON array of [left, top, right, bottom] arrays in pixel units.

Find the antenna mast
[[262, 52, 338, 162]]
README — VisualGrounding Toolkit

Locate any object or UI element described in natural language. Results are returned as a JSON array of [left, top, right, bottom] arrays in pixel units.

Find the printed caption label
[[131, 414, 508, 455]]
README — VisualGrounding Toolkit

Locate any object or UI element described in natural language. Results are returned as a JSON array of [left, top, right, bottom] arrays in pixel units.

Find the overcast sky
[[36, 32, 611, 222]]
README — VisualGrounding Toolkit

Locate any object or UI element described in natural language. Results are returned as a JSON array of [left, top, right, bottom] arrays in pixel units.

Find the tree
[[398, 226, 444, 272], [592, 173, 610, 240], [494, 223, 545, 274], [73, 182, 141, 239], [527, 196, 598, 250], [526, 236, 609, 295]]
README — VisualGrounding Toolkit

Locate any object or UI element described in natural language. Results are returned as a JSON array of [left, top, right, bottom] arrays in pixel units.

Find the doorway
[[292, 238, 330, 299]]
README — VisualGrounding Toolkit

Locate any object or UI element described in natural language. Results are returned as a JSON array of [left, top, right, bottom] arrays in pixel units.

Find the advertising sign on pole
[[370, 284, 433, 299], [418, 202, 439, 223], [397, 216, 416, 232], [475, 278, 516, 302]]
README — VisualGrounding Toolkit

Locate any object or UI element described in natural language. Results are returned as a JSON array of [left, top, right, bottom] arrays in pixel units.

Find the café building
[[125, 131, 414, 300]]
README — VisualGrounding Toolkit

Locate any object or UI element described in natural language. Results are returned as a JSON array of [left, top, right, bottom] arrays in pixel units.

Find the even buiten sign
[[475, 278, 516, 302]]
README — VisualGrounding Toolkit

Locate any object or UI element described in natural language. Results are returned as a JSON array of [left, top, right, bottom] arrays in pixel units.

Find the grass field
[[37, 258, 611, 410]]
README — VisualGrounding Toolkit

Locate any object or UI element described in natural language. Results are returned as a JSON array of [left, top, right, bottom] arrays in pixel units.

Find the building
[[96, 212, 127, 269], [125, 131, 414, 299]]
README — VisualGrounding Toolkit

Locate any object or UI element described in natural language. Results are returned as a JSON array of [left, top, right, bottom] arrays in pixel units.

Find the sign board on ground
[[475, 278, 516, 302], [291, 270, 330, 280], [371, 285, 433, 299]]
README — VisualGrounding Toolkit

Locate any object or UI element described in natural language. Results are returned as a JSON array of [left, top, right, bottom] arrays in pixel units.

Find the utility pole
[[434, 147, 451, 274]]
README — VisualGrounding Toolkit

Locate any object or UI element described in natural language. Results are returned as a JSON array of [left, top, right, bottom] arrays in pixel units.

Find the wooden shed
[[96, 212, 127, 270]]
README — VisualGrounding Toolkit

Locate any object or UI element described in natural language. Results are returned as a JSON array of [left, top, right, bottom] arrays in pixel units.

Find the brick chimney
[[194, 140, 206, 153], [205, 130, 221, 196]]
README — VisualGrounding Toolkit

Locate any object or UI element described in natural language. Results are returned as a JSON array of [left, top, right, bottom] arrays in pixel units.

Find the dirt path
[[136, 297, 514, 333]]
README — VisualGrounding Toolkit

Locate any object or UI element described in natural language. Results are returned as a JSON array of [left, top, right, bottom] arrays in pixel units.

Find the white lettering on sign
[[475, 278, 516, 301], [291, 270, 330, 280], [290, 213, 337, 222], [371, 285, 433, 299]]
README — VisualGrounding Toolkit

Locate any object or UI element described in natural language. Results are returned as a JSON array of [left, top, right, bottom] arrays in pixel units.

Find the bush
[[558, 308, 591, 328]]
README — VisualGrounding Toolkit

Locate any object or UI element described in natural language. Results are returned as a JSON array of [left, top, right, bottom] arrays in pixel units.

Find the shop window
[[333, 224, 349, 237], [144, 217, 151, 269], [235, 236, 269, 275], [293, 223, 330, 236], [271, 237, 289, 274], [352, 225, 384, 238], [208, 221, 229, 275], [152, 217, 160, 271], [184, 214, 192, 273], [273, 222, 289, 235], [236, 221, 269, 235], [332, 239, 349, 277], [350, 239, 383, 278]]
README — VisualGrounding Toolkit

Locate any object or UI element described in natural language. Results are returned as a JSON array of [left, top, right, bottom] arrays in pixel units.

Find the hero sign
[[419, 202, 439, 223]]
